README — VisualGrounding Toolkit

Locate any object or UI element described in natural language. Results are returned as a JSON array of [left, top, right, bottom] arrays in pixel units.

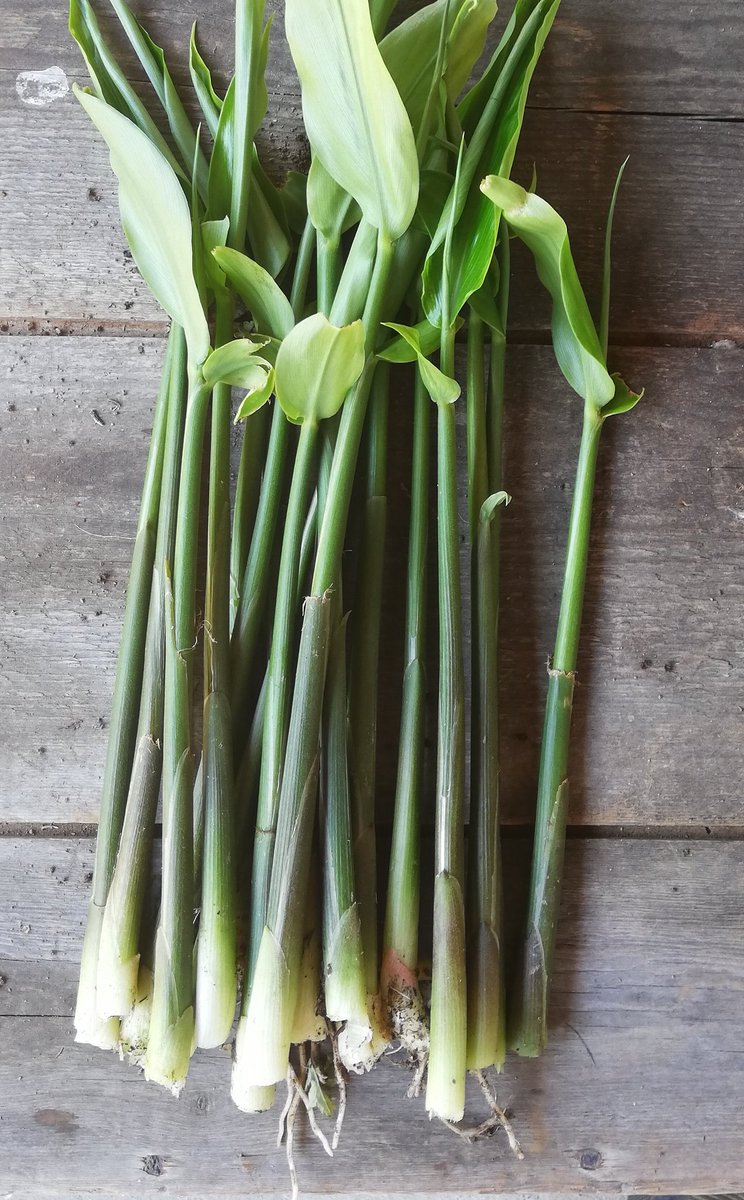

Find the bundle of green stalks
[[72, 0, 640, 1166]]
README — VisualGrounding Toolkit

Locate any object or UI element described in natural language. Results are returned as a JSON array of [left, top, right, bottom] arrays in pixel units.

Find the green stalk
[[195, 296, 237, 1050], [144, 372, 212, 1093], [230, 404, 270, 629], [229, 167, 314, 756], [232, 419, 318, 1107], [316, 427, 375, 1064], [74, 335, 171, 1050], [381, 366, 429, 1054], [317, 232, 342, 317], [426, 319, 467, 1122], [96, 327, 187, 1023], [234, 233, 394, 1087], [347, 364, 389, 1024], [291, 217, 317, 318], [233, 492, 318, 855], [229, 402, 290, 746], [465, 310, 506, 1071], [509, 402, 603, 1057], [321, 603, 369, 1044]]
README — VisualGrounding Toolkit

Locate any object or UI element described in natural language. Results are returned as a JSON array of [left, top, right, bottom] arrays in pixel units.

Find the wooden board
[[2, 336, 742, 827], [1, 836, 744, 1194], [4, 0, 742, 117], [2, 8, 743, 340], [2, 0, 743, 1195]]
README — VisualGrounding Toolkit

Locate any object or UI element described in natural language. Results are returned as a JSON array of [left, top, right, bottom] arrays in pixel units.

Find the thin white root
[[473, 1070, 525, 1160], [330, 1027, 348, 1151], [289, 1063, 334, 1158], [277, 1069, 295, 1148], [284, 1085, 302, 1200]]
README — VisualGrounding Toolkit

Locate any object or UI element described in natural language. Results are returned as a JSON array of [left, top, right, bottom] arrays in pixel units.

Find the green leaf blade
[[481, 175, 615, 408], [285, 0, 419, 240], [422, 0, 560, 325], [213, 247, 296, 338], [274, 313, 365, 424], [76, 87, 210, 366]]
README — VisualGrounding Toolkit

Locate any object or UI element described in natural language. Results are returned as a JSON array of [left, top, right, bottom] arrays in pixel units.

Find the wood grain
[[2, 7, 743, 340], [1, 337, 742, 827], [4, 0, 742, 117], [1, 836, 743, 1194]]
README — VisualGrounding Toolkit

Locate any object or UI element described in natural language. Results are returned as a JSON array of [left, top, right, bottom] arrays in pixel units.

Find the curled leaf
[[481, 175, 615, 409], [234, 369, 276, 422], [274, 313, 365, 425], [479, 490, 511, 524], [378, 315, 462, 363], [382, 322, 460, 406], [602, 374, 644, 418], [203, 338, 272, 389]]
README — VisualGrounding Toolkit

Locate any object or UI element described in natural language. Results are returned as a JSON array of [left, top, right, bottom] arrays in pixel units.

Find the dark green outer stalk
[[348, 363, 388, 994], [321, 598, 353, 937], [96, 329, 187, 1014], [317, 233, 342, 318], [290, 218, 316, 318], [229, 401, 290, 740], [465, 313, 505, 1069], [252, 235, 394, 1065], [147, 373, 211, 1069], [510, 403, 604, 1057], [246, 419, 318, 987], [230, 404, 270, 629], [383, 368, 429, 988], [312, 234, 394, 593], [90, 335, 172, 910], [233, 492, 317, 858], [265, 592, 332, 974], [205, 298, 235, 699]]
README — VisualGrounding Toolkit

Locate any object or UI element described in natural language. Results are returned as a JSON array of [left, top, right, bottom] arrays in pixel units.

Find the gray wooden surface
[[1, 0, 743, 1194], [2, 837, 744, 1195]]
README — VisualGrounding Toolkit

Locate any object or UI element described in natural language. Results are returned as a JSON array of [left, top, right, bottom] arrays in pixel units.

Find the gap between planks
[[1, 318, 740, 352], [2, 822, 744, 842]]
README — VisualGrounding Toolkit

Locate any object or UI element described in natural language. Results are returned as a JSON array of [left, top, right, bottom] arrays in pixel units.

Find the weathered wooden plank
[[1, 337, 742, 826], [1, 836, 743, 1193], [4, 0, 742, 118], [1, 11, 743, 338]]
